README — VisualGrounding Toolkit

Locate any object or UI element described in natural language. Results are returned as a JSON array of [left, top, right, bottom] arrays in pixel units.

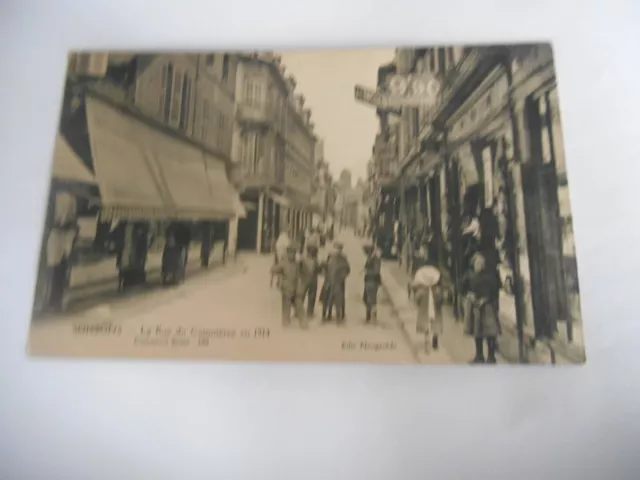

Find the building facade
[[310, 139, 333, 226], [233, 53, 317, 253], [372, 45, 583, 363], [35, 52, 245, 313], [368, 61, 402, 258]]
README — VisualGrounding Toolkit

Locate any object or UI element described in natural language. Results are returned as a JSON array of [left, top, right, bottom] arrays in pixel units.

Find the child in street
[[271, 245, 307, 328], [300, 245, 321, 318], [412, 245, 444, 352]]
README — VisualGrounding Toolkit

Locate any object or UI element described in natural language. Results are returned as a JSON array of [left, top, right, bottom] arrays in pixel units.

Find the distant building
[[339, 169, 352, 192], [233, 53, 317, 253]]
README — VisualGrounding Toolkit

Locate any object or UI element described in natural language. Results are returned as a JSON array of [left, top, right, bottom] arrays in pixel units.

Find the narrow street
[[29, 231, 419, 364]]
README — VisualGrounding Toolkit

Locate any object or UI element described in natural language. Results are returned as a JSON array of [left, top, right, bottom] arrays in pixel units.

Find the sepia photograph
[[27, 44, 586, 365]]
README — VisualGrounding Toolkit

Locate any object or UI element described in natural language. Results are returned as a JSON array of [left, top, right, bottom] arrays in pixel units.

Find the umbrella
[[412, 265, 441, 288]]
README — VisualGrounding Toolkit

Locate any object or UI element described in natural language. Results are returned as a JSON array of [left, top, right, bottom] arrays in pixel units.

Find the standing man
[[322, 241, 351, 324], [300, 244, 321, 318], [271, 245, 306, 328], [363, 243, 381, 323]]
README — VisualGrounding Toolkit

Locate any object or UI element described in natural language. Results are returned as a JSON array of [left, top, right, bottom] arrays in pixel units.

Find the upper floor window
[[206, 54, 215, 67], [428, 51, 436, 72], [244, 80, 262, 107], [447, 48, 455, 69], [161, 63, 174, 122], [453, 46, 464, 64], [241, 132, 258, 174], [179, 73, 192, 131], [170, 71, 183, 124], [222, 54, 230, 82], [201, 99, 210, 140], [218, 113, 226, 149], [437, 48, 446, 74]]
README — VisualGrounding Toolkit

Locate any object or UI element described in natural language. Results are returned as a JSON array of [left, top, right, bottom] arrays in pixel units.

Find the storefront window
[[549, 89, 566, 175], [482, 146, 493, 208]]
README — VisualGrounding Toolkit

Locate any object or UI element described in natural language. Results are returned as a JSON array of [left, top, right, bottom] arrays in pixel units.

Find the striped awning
[[85, 95, 238, 222], [51, 134, 96, 185]]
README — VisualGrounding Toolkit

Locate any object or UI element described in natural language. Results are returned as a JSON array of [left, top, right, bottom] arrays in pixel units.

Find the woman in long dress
[[412, 246, 443, 352]]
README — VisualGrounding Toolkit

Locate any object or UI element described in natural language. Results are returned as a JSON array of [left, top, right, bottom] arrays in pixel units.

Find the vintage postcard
[[28, 45, 586, 364]]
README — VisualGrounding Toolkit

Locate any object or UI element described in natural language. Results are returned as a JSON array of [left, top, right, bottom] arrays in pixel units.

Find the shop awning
[[51, 134, 97, 185], [85, 96, 238, 222]]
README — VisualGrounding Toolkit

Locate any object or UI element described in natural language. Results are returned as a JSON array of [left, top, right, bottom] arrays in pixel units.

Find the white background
[[1, 0, 639, 478]]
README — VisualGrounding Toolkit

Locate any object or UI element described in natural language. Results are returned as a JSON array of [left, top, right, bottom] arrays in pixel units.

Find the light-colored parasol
[[413, 265, 441, 288]]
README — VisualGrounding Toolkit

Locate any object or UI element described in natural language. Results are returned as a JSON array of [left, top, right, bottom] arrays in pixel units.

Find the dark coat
[[363, 254, 381, 306], [299, 256, 321, 288], [461, 271, 501, 338], [320, 253, 350, 304]]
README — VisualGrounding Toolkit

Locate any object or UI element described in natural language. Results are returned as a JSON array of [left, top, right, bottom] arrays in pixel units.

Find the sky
[[279, 49, 395, 182]]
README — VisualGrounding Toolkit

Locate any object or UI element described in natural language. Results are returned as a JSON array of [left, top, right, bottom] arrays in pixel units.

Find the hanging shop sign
[[354, 85, 402, 114], [384, 73, 441, 107], [355, 73, 441, 111]]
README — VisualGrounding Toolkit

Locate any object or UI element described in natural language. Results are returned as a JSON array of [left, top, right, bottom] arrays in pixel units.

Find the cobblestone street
[[30, 231, 425, 364]]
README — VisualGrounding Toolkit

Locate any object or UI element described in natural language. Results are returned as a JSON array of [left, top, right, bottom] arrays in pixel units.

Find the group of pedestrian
[[270, 230, 352, 328]]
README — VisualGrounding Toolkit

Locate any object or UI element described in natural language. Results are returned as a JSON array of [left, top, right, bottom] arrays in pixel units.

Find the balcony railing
[[236, 103, 280, 124]]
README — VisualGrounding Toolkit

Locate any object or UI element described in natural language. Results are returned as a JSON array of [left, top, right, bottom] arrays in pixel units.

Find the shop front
[[417, 45, 580, 361], [238, 189, 292, 254], [83, 93, 241, 289], [34, 134, 99, 314]]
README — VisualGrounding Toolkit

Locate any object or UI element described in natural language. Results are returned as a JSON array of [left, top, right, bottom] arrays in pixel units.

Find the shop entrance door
[[521, 162, 566, 339]]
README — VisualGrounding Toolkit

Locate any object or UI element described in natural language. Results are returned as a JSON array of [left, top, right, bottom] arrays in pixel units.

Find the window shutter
[[201, 99, 209, 140], [179, 73, 190, 131], [171, 71, 183, 124], [159, 65, 167, 115]]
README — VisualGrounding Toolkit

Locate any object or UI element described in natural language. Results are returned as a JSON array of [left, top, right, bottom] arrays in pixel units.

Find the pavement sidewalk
[[379, 259, 467, 364], [374, 249, 508, 365], [39, 251, 256, 323], [342, 233, 455, 364]]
